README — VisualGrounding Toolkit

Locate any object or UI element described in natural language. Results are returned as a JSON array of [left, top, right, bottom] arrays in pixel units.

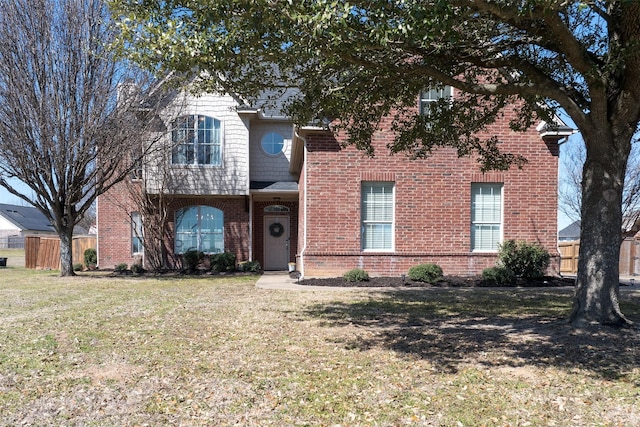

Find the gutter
[[293, 125, 330, 278], [536, 120, 577, 139], [294, 129, 308, 278]]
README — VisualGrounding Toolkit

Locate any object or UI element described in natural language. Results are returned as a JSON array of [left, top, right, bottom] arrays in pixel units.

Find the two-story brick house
[[97, 89, 572, 277]]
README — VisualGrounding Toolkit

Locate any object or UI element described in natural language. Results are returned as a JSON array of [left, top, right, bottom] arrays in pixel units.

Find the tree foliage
[[109, 0, 640, 326], [0, 0, 170, 276]]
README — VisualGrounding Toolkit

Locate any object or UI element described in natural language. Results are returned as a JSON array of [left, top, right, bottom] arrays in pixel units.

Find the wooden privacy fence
[[558, 241, 580, 274], [559, 238, 639, 276], [25, 235, 96, 270]]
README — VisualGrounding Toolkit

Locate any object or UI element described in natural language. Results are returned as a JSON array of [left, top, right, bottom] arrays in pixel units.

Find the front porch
[[250, 181, 299, 271]]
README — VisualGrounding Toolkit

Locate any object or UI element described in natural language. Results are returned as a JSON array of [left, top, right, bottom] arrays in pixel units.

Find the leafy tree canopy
[[109, 1, 639, 169], [110, 0, 640, 326]]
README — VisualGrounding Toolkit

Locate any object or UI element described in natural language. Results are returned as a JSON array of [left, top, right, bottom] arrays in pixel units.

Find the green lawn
[[0, 267, 638, 426]]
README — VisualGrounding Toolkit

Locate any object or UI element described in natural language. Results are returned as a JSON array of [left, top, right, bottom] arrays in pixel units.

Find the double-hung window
[[361, 182, 394, 251], [471, 183, 503, 251], [171, 115, 222, 165], [420, 85, 453, 118], [175, 206, 224, 254]]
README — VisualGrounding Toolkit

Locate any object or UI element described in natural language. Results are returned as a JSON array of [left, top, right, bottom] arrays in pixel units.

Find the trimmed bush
[[343, 268, 370, 282], [498, 240, 550, 279], [130, 263, 144, 274], [73, 263, 84, 272], [240, 260, 261, 273], [114, 263, 128, 273], [182, 249, 204, 272], [211, 252, 237, 272], [84, 248, 97, 268], [481, 266, 515, 285], [408, 263, 443, 283]]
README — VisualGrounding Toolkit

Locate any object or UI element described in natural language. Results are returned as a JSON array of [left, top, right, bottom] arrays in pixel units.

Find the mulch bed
[[299, 275, 576, 288]]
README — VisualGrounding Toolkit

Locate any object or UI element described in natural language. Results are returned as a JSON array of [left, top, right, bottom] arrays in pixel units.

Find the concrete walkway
[[255, 271, 364, 291]]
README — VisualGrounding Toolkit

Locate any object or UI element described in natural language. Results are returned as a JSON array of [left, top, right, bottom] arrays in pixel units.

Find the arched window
[[264, 205, 290, 213], [171, 115, 222, 165], [175, 206, 224, 254]]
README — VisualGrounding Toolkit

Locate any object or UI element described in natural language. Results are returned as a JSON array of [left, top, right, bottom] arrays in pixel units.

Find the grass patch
[[0, 269, 638, 425], [0, 248, 25, 269]]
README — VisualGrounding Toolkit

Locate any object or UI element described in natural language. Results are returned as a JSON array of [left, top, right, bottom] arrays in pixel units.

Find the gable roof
[[558, 220, 581, 240], [0, 203, 55, 232]]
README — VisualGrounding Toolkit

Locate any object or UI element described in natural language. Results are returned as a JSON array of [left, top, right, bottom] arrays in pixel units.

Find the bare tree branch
[[0, 0, 171, 275]]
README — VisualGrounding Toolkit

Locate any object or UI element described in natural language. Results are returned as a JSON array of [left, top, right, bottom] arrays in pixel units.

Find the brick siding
[[299, 110, 560, 277], [97, 181, 250, 269]]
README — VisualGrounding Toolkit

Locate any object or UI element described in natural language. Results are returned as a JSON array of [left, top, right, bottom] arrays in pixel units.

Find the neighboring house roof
[[0, 203, 55, 233], [558, 220, 581, 240]]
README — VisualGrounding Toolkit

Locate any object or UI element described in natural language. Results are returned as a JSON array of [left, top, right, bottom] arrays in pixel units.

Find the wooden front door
[[264, 215, 290, 270]]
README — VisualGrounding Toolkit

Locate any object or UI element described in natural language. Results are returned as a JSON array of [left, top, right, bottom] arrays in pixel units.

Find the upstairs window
[[171, 115, 222, 166], [130, 144, 143, 180], [261, 132, 285, 156], [420, 85, 453, 118]]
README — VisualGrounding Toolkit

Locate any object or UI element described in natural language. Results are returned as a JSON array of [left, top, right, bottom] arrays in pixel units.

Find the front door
[[264, 215, 290, 270]]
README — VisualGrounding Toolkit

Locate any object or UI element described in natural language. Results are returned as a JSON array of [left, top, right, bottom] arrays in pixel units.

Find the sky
[[0, 178, 35, 207]]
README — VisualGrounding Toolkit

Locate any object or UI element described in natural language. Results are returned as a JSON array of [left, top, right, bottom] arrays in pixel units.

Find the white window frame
[[261, 132, 285, 156], [171, 115, 222, 166], [470, 183, 503, 252], [361, 182, 395, 252]]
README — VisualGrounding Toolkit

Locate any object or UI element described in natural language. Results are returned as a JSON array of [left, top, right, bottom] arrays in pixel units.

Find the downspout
[[294, 130, 308, 278], [555, 134, 573, 275], [248, 195, 253, 263], [95, 196, 100, 269]]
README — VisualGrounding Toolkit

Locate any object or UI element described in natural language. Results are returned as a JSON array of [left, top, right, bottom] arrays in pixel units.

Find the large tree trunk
[[569, 134, 632, 327], [59, 226, 75, 277]]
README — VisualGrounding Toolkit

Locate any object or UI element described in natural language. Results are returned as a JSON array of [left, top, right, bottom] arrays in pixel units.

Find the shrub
[[408, 263, 443, 283], [211, 252, 237, 272], [73, 263, 84, 272], [84, 248, 97, 268], [343, 268, 370, 282], [481, 266, 515, 285], [130, 263, 144, 274], [240, 260, 261, 273], [114, 263, 128, 273], [498, 240, 550, 279], [182, 249, 204, 272]]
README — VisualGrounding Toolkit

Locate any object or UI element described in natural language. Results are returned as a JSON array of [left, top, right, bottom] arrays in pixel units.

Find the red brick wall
[[299, 111, 560, 277], [97, 181, 140, 269], [97, 183, 251, 269], [167, 197, 250, 266]]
